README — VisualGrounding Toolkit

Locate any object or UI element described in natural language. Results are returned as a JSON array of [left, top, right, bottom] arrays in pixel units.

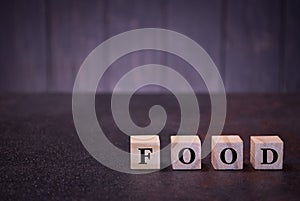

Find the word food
[[130, 135, 283, 170]]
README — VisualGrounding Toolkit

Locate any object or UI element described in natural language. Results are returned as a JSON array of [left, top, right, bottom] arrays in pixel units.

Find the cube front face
[[250, 136, 283, 170], [171, 136, 201, 170], [211, 135, 243, 170], [130, 135, 160, 169]]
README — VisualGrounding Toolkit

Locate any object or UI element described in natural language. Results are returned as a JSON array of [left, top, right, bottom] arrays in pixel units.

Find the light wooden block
[[211, 135, 243, 170], [130, 135, 160, 169], [171, 135, 201, 170], [250, 136, 283, 170]]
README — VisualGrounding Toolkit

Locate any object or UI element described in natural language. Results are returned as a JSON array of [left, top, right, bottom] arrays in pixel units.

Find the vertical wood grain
[[166, 0, 223, 93], [0, 1, 14, 92], [284, 0, 300, 92], [224, 0, 281, 92], [104, 0, 165, 92], [0, 0, 299, 93], [0, 0, 47, 92], [46, 0, 106, 92]]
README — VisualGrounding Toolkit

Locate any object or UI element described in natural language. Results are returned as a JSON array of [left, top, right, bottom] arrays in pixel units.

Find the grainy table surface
[[0, 93, 299, 201]]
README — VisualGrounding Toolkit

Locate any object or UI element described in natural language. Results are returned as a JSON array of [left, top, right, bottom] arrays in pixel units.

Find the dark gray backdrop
[[0, 0, 299, 93]]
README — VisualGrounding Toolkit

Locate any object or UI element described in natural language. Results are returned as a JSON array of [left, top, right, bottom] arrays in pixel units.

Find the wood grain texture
[[0, 0, 300, 93], [224, 0, 281, 92], [284, 0, 300, 92], [170, 135, 201, 170], [104, 0, 165, 92], [46, 0, 106, 92], [0, 0, 47, 92], [130, 135, 160, 169], [211, 135, 243, 169], [250, 136, 283, 169], [166, 0, 223, 93]]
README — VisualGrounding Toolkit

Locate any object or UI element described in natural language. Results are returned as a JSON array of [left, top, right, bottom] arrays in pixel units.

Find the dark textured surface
[[0, 93, 299, 201]]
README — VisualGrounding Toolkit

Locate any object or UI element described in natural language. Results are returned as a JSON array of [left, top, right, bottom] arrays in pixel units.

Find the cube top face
[[212, 135, 243, 145], [250, 136, 283, 170], [171, 135, 200, 143], [131, 135, 159, 144], [171, 135, 201, 170], [130, 135, 160, 170], [211, 135, 243, 170], [250, 136, 282, 144]]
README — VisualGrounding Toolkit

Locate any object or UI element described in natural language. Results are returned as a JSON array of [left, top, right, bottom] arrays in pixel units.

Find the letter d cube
[[250, 136, 283, 170], [130, 135, 160, 169]]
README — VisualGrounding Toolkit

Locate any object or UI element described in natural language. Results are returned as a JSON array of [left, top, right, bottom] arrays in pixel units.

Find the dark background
[[0, 0, 299, 93]]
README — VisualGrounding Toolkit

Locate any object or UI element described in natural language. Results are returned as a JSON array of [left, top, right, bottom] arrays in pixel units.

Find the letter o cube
[[211, 135, 243, 170], [171, 135, 201, 170]]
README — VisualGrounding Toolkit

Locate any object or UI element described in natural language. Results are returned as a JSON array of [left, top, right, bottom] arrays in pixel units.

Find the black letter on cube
[[138, 148, 153, 164]]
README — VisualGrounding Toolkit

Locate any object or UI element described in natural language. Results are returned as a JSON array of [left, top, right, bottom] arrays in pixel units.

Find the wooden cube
[[170, 135, 201, 170], [130, 135, 160, 169], [211, 135, 243, 170], [250, 136, 283, 170]]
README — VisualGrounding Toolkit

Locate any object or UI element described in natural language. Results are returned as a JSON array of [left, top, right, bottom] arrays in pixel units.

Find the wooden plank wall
[[46, 0, 106, 92], [166, 0, 223, 93], [0, 0, 47, 92], [0, 0, 299, 93], [225, 0, 281, 92], [284, 0, 300, 92]]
